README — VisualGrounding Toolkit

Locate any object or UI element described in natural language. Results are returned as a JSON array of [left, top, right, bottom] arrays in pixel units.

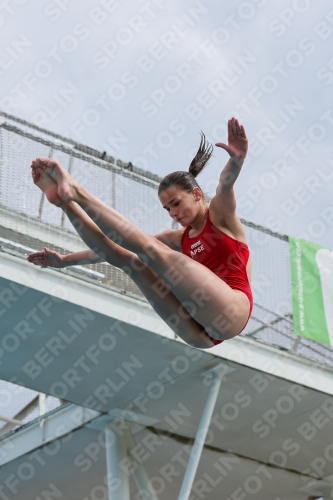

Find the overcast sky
[[1, 0, 333, 247]]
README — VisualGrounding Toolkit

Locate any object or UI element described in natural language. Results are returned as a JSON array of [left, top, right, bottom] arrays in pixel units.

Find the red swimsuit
[[181, 210, 253, 346]]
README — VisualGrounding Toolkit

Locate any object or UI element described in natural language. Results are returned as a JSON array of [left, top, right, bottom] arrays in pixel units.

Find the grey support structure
[[105, 420, 130, 500], [178, 364, 227, 500]]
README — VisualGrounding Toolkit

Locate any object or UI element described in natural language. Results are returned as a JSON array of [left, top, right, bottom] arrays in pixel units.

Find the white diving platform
[[1, 250, 333, 500]]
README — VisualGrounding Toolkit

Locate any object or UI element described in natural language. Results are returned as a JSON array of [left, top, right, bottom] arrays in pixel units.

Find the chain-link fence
[[1, 110, 333, 374]]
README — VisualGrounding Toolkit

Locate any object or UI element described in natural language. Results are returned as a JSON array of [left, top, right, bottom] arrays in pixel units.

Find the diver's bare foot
[[31, 166, 63, 207], [31, 158, 77, 201]]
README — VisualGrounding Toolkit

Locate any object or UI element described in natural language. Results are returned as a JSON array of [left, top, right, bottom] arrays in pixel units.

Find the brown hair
[[158, 132, 213, 196]]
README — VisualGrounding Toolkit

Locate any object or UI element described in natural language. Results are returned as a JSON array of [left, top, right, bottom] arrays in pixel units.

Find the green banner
[[289, 236, 333, 346]]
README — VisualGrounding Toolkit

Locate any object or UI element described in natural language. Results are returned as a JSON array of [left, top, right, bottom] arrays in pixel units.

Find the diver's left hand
[[215, 117, 248, 159]]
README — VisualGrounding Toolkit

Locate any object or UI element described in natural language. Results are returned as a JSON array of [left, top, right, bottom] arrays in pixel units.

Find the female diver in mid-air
[[28, 117, 253, 349]]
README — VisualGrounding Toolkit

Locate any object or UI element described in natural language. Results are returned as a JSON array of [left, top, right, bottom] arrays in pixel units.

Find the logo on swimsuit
[[190, 240, 205, 258]]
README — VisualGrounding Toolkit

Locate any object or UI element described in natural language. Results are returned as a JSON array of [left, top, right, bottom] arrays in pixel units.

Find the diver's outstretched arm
[[28, 248, 104, 268]]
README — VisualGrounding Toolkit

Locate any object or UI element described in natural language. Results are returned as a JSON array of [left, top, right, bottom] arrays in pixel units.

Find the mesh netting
[[1, 112, 333, 370], [0, 380, 61, 437]]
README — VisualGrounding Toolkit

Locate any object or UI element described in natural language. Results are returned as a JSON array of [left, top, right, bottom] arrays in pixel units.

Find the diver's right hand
[[27, 247, 64, 268]]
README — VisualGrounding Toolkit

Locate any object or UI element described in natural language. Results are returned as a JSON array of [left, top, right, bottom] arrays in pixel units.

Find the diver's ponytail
[[188, 132, 213, 178], [158, 132, 213, 195]]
